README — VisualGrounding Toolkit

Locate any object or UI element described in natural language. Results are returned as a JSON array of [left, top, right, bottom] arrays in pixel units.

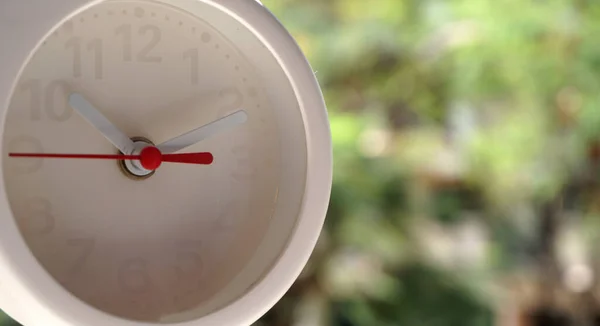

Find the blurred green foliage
[[255, 0, 600, 325]]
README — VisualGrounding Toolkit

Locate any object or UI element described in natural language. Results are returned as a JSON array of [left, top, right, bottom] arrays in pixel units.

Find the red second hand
[[8, 146, 213, 170]]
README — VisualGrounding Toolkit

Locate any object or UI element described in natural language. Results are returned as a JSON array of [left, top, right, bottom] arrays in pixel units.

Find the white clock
[[0, 0, 332, 325]]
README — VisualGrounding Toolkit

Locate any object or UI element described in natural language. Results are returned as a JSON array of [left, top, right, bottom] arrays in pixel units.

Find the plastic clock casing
[[0, 0, 332, 325]]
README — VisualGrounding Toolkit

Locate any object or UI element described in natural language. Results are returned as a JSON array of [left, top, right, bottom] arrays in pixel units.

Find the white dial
[[2, 0, 298, 323]]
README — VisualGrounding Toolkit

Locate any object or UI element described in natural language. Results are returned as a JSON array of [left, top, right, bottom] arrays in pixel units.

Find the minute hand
[[156, 110, 248, 154]]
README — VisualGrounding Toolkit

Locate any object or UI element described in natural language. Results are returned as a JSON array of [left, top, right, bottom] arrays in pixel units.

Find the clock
[[0, 0, 332, 325]]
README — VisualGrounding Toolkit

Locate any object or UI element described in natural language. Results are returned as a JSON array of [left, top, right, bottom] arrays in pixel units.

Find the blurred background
[[254, 0, 600, 325], [4, 0, 600, 325]]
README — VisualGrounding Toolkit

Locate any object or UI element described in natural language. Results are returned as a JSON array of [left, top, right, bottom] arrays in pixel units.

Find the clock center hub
[[139, 146, 162, 170], [119, 137, 156, 179]]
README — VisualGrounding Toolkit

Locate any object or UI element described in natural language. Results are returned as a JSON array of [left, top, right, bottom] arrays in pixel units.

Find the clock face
[[1, 0, 307, 323]]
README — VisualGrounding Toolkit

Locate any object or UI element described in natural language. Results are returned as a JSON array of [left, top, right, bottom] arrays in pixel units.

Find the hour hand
[[69, 93, 136, 154], [157, 110, 248, 154]]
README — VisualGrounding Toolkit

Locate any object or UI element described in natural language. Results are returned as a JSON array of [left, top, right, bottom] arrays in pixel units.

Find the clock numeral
[[116, 24, 162, 63], [45, 80, 72, 120], [172, 240, 204, 283], [116, 24, 133, 61], [183, 48, 199, 85], [23, 197, 55, 235], [138, 25, 162, 63], [231, 144, 258, 181], [218, 88, 244, 117], [118, 258, 153, 294], [7, 135, 43, 174], [65, 37, 82, 78], [88, 38, 104, 80], [65, 37, 103, 79], [212, 206, 235, 232], [63, 237, 95, 284], [20, 79, 73, 122], [20, 79, 41, 120]]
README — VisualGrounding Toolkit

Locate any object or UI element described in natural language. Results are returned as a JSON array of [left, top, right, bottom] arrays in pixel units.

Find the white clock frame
[[0, 0, 332, 325]]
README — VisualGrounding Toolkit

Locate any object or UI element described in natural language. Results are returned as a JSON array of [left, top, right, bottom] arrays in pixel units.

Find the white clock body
[[0, 0, 332, 325]]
